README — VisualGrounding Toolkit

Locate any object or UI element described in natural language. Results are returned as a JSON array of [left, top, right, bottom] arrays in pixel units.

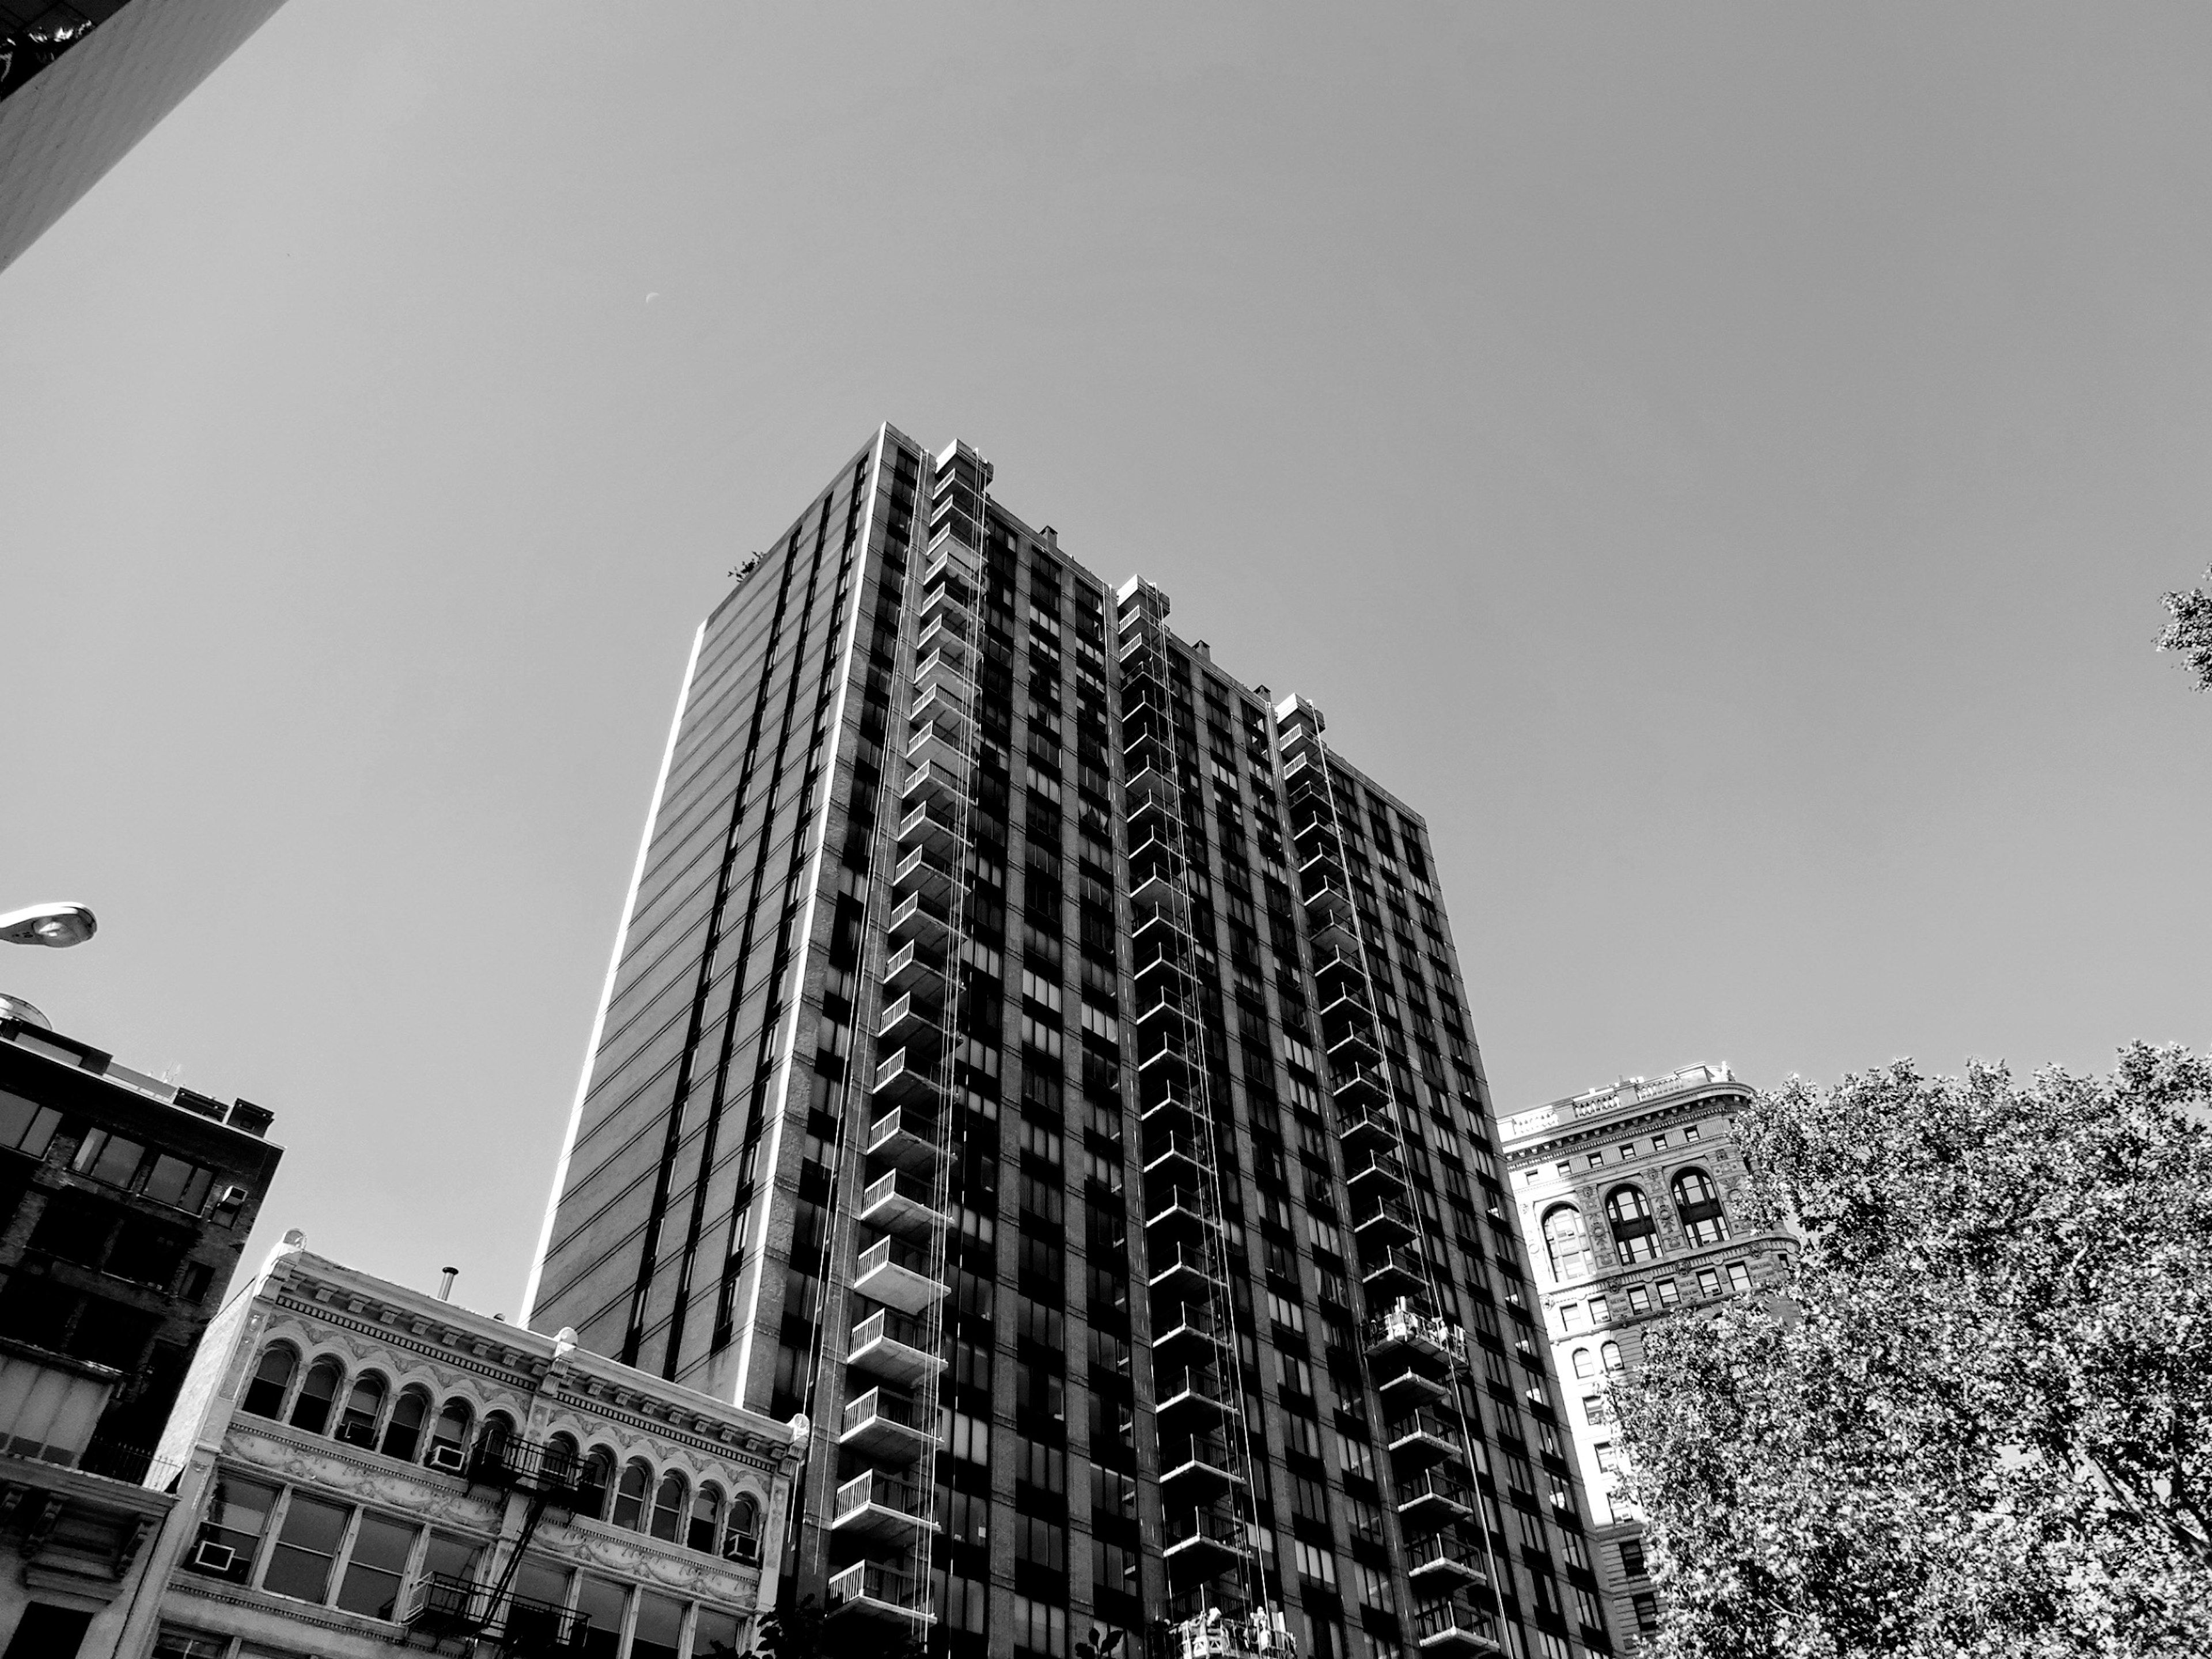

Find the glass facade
[[531, 425, 1615, 1659]]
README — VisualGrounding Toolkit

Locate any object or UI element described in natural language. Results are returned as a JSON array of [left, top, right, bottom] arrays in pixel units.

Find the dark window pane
[[263, 1495, 349, 1603], [574, 1575, 626, 1659], [632, 1592, 683, 1659], [334, 1514, 415, 1620], [73, 1130, 146, 1188], [141, 1155, 213, 1213], [0, 1090, 61, 1156]]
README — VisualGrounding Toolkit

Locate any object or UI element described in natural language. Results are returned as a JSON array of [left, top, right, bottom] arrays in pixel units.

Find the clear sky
[[6, 3, 2210, 1319]]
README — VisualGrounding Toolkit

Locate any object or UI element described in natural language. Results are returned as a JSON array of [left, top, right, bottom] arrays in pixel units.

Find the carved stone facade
[[114, 1238, 802, 1659], [1501, 1066, 1795, 1654]]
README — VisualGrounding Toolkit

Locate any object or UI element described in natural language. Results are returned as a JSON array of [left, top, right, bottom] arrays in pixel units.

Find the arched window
[[476, 1411, 516, 1475], [1600, 1340, 1624, 1376], [1540, 1205, 1589, 1283], [577, 1446, 617, 1520], [725, 1493, 763, 1563], [335, 1370, 387, 1447], [1672, 1168, 1730, 1247], [651, 1471, 688, 1541], [544, 1432, 581, 1487], [613, 1460, 653, 1531], [241, 1343, 298, 1419], [1571, 1347, 1594, 1380], [688, 1483, 724, 1554], [427, 1397, 474, 1470], [289, 1356, 343, 1433], [381, 1388, 431, 1461], [1604, 1186, 1659, 1266]]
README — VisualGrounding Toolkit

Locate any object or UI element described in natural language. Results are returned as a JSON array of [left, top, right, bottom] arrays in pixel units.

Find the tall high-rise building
[[0, 0, 287, 275], [527, 426, 1615, 1659], [1501, 1065, 1795, 1649]]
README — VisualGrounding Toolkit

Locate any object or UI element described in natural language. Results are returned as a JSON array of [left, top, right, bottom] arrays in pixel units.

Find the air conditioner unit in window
[[215, 1185, 250, 1208], [191, 1540, 236, 1573], [427, 1444, 467, 1474], [722, 1532, 762, 1565]]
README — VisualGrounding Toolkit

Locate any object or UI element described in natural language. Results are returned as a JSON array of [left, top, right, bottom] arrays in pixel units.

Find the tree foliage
[[752, 1594, 923, 1659], [1611, 1045, 2212, 1658], [2156, 567, 2212, 690]]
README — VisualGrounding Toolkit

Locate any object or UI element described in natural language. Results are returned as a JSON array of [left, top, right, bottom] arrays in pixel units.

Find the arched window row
[[237, 1339, 766, 1563]]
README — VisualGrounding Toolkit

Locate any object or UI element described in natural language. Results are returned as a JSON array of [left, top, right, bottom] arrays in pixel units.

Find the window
[[613, 1460, 653, 1530], [380, 1388, 430, 1461], [947, 1410, 990, 1463], [726, 1493, 763, 1563], [1604, 1186, 1659, 1265], [1600, 1340, 1624, 1375], [1633, 1592, 1661, 1632], [1292, 1539, 1337, 1586], [141, 1153, 215, 1213], [1539, 1204, 1589, 1282], [1589, 1295, 1610, 1323], [1016, 1514, 1066, 1570], [335, 1512, 416, 1619], [1672, 1168, 1730, 1246], [1726, 1262, 1753, 1294], [633, 1590, 685, 1659], [649, 1471, 687, 1541], [289, 1357, 343, 1434], [241, 1343, 297, 1419], [71, 1128, 147, 1188], [263, 1493, 349, 1601], [688, 1483, 723, 1553], [1626, 1286, 1650, 1315], [1683, 1124, 1702, 1142], [335, 1370, 387, 1447], [1696, 1267, 1722, 1298], [1619, 1537, 1648, 1577], [1013, 1593, 1067, 1656], [576, 1576, 629, 1659], [0, 1089, 62, 1157], [1585, 1150, 1604, 1169], [1594, 1443, 1618, 1472], [1656, 1278, 1680, 1309], [1570, 1348, 1594, 1379], [1559, 1301, 1584, 1332], [189, 1474, 278, 1582], [427, 1397, 472, 1466]]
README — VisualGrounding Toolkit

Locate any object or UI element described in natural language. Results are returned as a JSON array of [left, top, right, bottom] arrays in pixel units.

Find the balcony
[[1376, 1366, 1450, 1411], [1343, 1148, 1407, 1200], [866, 1108, 940, 1175], [851, 1238, 945, 1315], [830, 1470, 935, 1543], [403, 1575, 592, 1654], [882, 939, 945, 1001], [859, 1171, 942, 1243], [1142, 1132, 1210, 1187], [1351, 1196, 1416, 1248], [826, 1560, 933, 1630], [886, 890, 952, 953], [1315, 980, 1370, 1027], [1162, 1506, 1246, 1583], [1411, 1601, 1501, 1655], [1130, 859, 1182, 907], [1124, 765, 1177, 812], [1404, 1532, 1488, 1592], [1147, 1243, 1225, 1297], [915, 611, 972, 664], [1325, 1020, 1382, 1070], [923, 529, 982, 588], [466, 1433, 599, 1509], [870, 1048, 940, 1110], [1153, 1366, 1232, 1431], [908, 683, 973, 746], [889, 843, 956, 908], [1131, 987, 1185, 1031], [904, 722, 962, 777], [1334, 1069, 1389, 1115], [1395, 1470, 1474, 1529], [1149, 1301, 1221, 1365], [1159, 1435, 1241, 1505], [838, 1387, 933, 1460], [875, 992, 938, 1052], [847, 1309, 944, 1385], [1360, 1246, 1426, 1299], [1139, 1082, 1202, 1133], [1386, 1410, 1464, 1469], [1146, 1185, 1219, 1244]]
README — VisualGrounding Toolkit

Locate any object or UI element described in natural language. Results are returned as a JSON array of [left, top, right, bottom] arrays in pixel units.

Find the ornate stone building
[[1499, 1067, 1793, 1651], [117, 1238, 802, 1659]]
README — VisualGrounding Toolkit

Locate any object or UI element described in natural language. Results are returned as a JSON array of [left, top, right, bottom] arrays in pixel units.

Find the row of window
[[183, 1472, 745, 1656], [1537, 1168, 1730, 1281], [241, 1342, 762, 1560], [0, 1087, 243, 1217], [1558, 1260, 1753, 1334]]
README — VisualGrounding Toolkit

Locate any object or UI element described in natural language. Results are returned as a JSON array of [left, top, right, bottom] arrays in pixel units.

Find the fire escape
[[1274, 699, 1505, 1658], [1116, 578, 1294, 1659], [399, 1433, 599, 1654], [820, 442, 985, 1633]]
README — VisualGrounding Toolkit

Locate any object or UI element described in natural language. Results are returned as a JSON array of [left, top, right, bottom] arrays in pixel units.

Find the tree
[[2157, 567, 2212, 690], [1610, 1044, 2212, 1659]]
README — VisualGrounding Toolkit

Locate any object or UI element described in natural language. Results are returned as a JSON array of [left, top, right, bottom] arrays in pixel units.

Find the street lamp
[[0, 903, 97, 948]]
